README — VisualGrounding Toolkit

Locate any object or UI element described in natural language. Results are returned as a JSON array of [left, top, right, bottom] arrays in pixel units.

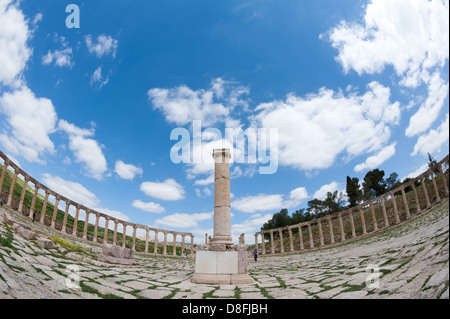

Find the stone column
[[412, 182, 421, 213], [29, 185, 39, 219], [205, 233, 208, 245], [261, 233, 266, 254], [104, 218, 110, 244], [298, 225, 304, 250], [113, 221, 118, 245], [288, 227, 294, 252], [359, 208, 367, 235], [61, 201, 70, 233], [0, 163, 8, 191], [401, 187, 411, 219], [318, 219, 324, 246], [40, 192, 49, 223], [254, 233, 259, 252], [181, 234, 186, 255], [189, 234, 194, 256], [7, 171, 18, 206], [370, 201, 378, 231], [145, 228, 150, 253], [438, 164, 449, 196], [122, 224, 127, 248], [93, 213, 100, 242], [154, 231, 159, 254], [163, 231, 168, 255], [430, 171, 441, 203], [83, 210, 90, 240], [421, 176, 431, 208], [390, 192, 400, 224], [338, 212, 345, 242], [279, 230, 284, 253], [381, 198, 389, 227], [173, 233, 178, 256], [51, 196, 60, 229], [18, 177, 28, 212], [270, 230, 275, 254], [132, 226, 137, 251], [348, 211, 356, 238], [307, 223, 314, 248], [328, 217, 335, 244], [73, 206, 80, 236], [211, 148, 233, 250]]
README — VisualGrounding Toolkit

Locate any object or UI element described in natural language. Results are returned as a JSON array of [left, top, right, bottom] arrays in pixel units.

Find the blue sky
[[0, 0, 448, 243]]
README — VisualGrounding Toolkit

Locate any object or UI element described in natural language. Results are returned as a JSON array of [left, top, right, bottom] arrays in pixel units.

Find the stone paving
[[0, 200, 448, 299]]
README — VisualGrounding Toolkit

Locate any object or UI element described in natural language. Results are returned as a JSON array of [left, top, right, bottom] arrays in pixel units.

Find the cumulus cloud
[[0, 86, 57, 163], [42, 47, 74, 68], [140, 178, 185, 201], [313, 181, 340, 200], [155, 212, 213, 229], [114, 160, 143, 180], [354, 142, 397, 172], [132, 199, 165, 214], [90, 66, 109, 89], [85, 34, 118, 58], [411, 113, 449, 156], [58, 119, 108, 180]]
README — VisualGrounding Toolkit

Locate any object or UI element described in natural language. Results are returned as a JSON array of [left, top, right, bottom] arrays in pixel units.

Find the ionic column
[[154, 231, 159, 254], [338, 212, 345, 242], [122, 224, 127, 247], [370, 201, 378, 231], [18, 177, 28, 212], [430, 171, 441, 203], [145, 228, 150, 253], [113, 220, 118, 245], [172, 233, 177, 256], [93, 213, 100, 242], [29, 186, 39, 219], [298, 225, 304, 250], [318, 219, 324, 246], [308, 223, 314, 248], [40, 192, 49, 223], [73, 206, 81, 236], [279, 230, 284, 253], [0, 163, 8, 191], [51, 196, 60, 229], [359, 208, 367, 235], [104, 218, 110, 244], [181, 234, 186, 255], [412, 182, 421, 214], [438, 164, 448, 196], [132, 226, 137, 251], [7, 171, 18, 206], [348, 211, 356, 238], [270, 230, 274, 254], [381, 198, 389, 227], [401, 187, 411, 219], [288, 227, 294, 252], [421, 176, 431, 208], [83, 210, 90, 239], [328, 217, 335, 244], [390, 192, 400, 224], [163, 231, 168, 255], [61, 201, 70, 233]]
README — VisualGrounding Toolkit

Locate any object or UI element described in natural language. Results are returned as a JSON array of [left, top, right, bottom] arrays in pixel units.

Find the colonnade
[[255, 155, 449, 255], [0, 150, 194, 257]]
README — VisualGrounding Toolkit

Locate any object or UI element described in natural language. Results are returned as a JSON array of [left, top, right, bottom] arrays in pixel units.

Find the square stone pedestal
[[191, 250, 253, 284]]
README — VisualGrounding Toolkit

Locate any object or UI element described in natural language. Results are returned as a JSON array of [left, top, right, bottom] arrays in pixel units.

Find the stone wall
[[0, 150, 194, 257], [254, 154, 449, 255]]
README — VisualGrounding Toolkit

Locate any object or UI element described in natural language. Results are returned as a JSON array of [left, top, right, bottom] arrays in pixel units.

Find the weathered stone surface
[[16, 226, 36, 240], [102, 244, 133, 259], [97, 253, 135, 265], [38, 237, 54, 249]]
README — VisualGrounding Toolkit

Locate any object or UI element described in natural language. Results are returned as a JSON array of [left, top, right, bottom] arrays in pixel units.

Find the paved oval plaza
[[1, 199, 448, 299]]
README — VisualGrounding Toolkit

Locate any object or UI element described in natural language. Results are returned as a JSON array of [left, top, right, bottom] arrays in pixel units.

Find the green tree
[[386, 172, 401, 191], [363, 169, 386, 198], [306, 198, 325, 217], [428, 152, 440, 176], [346, 176, 362, 207], [322, 191, 345, 213]]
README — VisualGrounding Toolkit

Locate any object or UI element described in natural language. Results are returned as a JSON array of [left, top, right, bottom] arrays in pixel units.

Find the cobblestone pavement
[[1, 200, 448, 299]]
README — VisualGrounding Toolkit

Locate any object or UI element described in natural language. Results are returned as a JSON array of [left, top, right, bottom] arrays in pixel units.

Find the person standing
[[253, 249, 258, 262]]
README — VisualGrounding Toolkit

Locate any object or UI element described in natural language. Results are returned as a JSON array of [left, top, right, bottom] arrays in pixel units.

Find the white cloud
[[147, 77, 249, 126], [155, 212, 213, 229], [132, 199, 165, 214], [354, 142, 397, 172], [42, 47, 73, 68], [114, 160, 143, 180], [231, 213, 273, 243], [250, 82, 399, 171], [85, 34, 118, 58], [90, 66, 109, 89], [0, 0, 32, 86], [313, 181, 339, 200], [327, 0, 449, 88], [411, 113, 449, 156], [0, 86, 57, 163], [58, 119, 107, 180], [140, 178, 185, 201]]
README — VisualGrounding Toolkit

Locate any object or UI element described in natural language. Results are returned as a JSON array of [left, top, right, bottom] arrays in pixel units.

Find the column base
[[191, 273, 253, 285]]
